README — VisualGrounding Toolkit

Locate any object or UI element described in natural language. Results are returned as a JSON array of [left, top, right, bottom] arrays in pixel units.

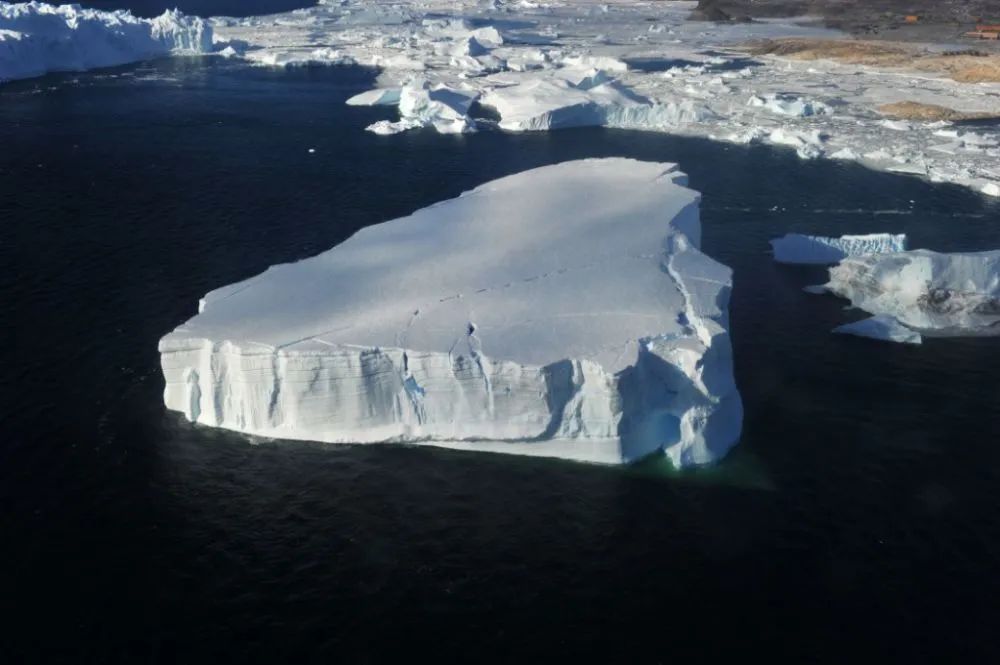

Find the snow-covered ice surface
[[818, 250, 1000, 339], [770, 232, 907, 265], [0, 1, 212, 82], [212, 0, 1000, 195], [159, 159, 743, 468], [833, 315, 923, 345]]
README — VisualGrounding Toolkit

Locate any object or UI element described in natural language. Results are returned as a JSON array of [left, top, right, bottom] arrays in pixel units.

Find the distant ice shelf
[[771, 233, 907, 265], [159, 158, 743, 468], [0, 1, 212, 82]]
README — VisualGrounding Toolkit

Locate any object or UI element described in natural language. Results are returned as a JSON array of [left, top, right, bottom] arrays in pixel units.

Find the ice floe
[[159, 158, 743, 467], [832, 315, 923, 345]]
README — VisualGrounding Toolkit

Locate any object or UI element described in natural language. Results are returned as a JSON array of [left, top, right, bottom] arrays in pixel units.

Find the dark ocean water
[[3, 56, 1000, 663], [61, 0, 316, 18]]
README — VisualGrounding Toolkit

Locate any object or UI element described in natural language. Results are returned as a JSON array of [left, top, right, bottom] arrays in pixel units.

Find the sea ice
[[820, 250, 1000, 337], [159, 159, 743, 467], [209, 0, 1000, 195], [771, 233, 907, 265], [0, 1, 212, 82], [833, 315, 922, 345]]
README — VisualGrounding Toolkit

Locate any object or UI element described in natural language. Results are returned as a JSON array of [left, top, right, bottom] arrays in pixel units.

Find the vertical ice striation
[[159, 159, 743, 467]]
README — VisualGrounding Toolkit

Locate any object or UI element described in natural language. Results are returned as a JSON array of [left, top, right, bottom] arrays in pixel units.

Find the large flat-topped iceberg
[[0, 2, 212, 82], [160, 159, 742, 467]]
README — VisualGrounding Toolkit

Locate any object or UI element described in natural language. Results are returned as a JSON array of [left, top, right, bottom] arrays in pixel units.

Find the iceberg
[[820, 249, 1000, 337], [833, 315, 922, 345], [480, 74, 708, 132], [363, 79, 478, 135], [0, 2, 212, 83], [770, 233, 907, 265], [159, 159, 743, 467]]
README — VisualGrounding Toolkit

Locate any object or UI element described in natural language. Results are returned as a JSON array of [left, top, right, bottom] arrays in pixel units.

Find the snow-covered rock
[[821, 250, 1000, 337], [0, 1, 212, 82], [159, 159, 743, 467], [770, 233, 907, 265], [833, 315, 922, 345]]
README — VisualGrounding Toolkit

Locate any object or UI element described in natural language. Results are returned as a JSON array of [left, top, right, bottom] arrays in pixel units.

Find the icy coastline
[[211, 0, 1000, 197], [159, 159, 743, 467]]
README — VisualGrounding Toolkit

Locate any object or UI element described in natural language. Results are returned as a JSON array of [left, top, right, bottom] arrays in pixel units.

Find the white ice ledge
[[159, 158, 743, 467]]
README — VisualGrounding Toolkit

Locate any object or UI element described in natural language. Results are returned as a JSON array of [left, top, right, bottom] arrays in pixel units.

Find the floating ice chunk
[[767, 128, 826, 159], [749, 93, 831, 117], [982, 183, 1000, 198], [481, 74, 707, 132], [833, 315, 922, 345], [770, 233, 907, 265], [0, 3, 212, 82], [559, 54, 628, 72], [370, 53, 426, 71], [346, 88, 402, 106], [452, 35, 489, 58], [880, 119, 912, 132], [469, 26, 504, 48], [366, 80, 478, 135], [255, 48, 355, 68], [159, 159, 742, 467], [822, 250, 1000, 337]]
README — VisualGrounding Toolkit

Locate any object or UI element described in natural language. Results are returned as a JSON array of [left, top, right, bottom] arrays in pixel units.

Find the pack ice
[[215, 0, 1000, 196], [0, 1, 212, 82], [818, 250, 1000, 340], [159, 159, 743, 467]]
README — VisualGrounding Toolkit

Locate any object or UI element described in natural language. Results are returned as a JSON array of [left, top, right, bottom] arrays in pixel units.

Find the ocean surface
[[55, 0, 317, 18], [3, 54, 1000, 663]]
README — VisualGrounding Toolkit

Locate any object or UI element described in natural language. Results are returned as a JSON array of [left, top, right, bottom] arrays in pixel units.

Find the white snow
[[0, 1, 212, 82], [770, 233, 907, 265], [159, 158, 743, 468], [832, 315, 923, 345], [210, 0, 1000, 195], [818, 249, 1000, 338]]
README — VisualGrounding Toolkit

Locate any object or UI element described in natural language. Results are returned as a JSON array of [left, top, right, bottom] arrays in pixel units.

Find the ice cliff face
[[159, 159, 743, 467], [0, 1, 212, 82], [770, 233, 907, 265], [823, 250, 1000, 338]]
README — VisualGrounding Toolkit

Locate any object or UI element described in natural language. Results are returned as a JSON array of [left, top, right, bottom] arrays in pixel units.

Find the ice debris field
[[206, 0, 1000, 197], [160, 159, 743, 468], [3, 1, 999, 196]]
